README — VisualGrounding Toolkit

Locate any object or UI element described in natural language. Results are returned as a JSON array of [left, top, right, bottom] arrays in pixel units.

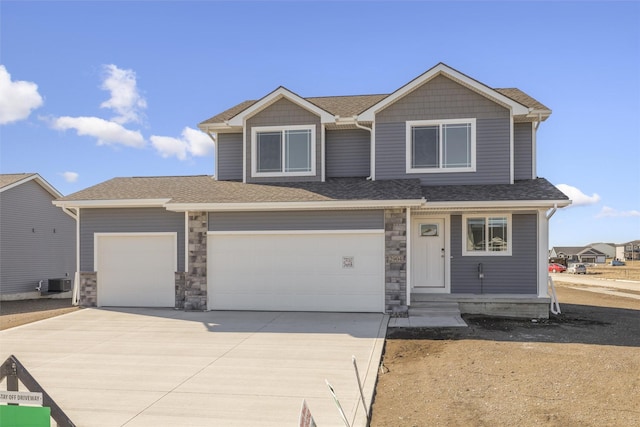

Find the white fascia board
[[421, 199, 571, 210], [53, 198, 171, 209], [227, 87, 334, 126], [166, 199, 425, 212], [198, 123, 239, 133], [358, 63, 530, 121]]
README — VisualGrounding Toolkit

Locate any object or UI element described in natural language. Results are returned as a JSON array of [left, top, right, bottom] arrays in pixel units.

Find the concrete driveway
[[0, 308, 388, 426]]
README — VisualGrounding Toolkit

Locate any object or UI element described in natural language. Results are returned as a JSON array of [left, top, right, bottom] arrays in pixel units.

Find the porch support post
[[537, 208, 550, 298]]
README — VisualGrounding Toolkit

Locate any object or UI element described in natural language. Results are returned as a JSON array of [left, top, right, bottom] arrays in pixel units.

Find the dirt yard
[[0, 298, 79, 330], [370, 272, 640, 427]]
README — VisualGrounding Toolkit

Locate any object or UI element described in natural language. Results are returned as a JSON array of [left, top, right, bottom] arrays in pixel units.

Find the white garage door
[[95, 233, 176, 307], [208, 231, 384, 312]]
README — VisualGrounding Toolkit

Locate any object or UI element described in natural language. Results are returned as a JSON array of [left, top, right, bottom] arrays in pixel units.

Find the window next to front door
[[462, 214, 512, 256], [251, 125, 316, 177]]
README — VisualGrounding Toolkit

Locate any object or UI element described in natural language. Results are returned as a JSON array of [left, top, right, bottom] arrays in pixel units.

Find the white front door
[[411, 217, 449, 293]]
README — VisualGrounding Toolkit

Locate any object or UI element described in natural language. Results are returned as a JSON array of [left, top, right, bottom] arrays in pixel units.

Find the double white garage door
[[95, 231, 384, 312]]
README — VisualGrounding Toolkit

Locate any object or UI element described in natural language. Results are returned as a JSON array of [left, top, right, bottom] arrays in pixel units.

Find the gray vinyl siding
[[246, 98, 322, 183], [0, 181, 76, 294], [514, 122, 533, 180], [375, 74, 512, 185], [326, 129, 370, 178], [217, 133, 243, 181], [80, 208, 185, 272], [450, 214, 538, 294], [209, 210, 384, 231]]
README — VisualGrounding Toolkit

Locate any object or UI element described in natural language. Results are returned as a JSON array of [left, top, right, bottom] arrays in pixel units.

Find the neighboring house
[[617, 240, 640, 261], [54, 63, 570, 318], [0, 173, 76, 300], [549, 246, 607, 264], [588, 242, 616, 259]]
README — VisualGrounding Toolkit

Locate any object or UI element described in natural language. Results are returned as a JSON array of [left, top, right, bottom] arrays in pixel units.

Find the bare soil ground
[[0, 298, 79, 330], [370, 269, 640, 427]]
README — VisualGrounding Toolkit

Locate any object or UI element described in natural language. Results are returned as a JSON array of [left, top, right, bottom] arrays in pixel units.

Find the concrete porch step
[[408, 302, 462, 317], [388, 301, 467, 328]]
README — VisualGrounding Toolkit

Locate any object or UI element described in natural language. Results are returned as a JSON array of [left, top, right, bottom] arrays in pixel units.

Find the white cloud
[[596, 206, 640, 218], [61, 171, 79, 183], [556, 184, 601, 207], [100, 64, 147, 125], [150, 127, 213, 160], [0, 65, 44, 125], [52, 116, 145, 148]]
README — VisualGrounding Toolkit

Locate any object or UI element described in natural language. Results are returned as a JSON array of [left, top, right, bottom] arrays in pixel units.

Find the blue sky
[[1, 1, 638, 248]]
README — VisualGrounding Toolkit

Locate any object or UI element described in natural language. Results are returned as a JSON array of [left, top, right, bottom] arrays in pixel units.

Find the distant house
[[0, 174, 76, 300], [617, 240, 640, 261], [588, 243, 616, 259], [549, 246, 606, 264]]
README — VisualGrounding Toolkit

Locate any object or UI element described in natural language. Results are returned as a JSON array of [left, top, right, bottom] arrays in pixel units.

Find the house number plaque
[[386, 255, 405, 263]]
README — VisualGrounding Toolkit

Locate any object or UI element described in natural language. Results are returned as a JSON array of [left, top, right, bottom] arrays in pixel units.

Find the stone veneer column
[[384, 209, 408, 315], [78, 272, 97, 307], [184, 211, 208, 310]]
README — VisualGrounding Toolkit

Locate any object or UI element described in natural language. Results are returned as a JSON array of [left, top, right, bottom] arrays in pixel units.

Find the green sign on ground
[[0, 405, 51, 427]]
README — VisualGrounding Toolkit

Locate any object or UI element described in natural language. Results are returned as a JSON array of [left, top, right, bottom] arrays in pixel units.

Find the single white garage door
[[207, 231, 384, 312], [95, 233, 176, 307]]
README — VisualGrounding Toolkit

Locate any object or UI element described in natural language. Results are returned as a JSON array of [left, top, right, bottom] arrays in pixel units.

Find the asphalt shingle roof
[[59, 176, 567, 206], [200, 89, 548, 126], [0, 173, 36, 189], [57, 176, 424, 204], [421, 178, 569, 202]]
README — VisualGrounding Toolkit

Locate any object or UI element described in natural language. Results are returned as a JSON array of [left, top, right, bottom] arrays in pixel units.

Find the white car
[[567, 263, 587, 274]]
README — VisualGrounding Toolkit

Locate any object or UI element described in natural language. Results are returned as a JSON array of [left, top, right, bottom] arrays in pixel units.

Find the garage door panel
[[96, 234, 176, 307], [208, 232, 384, 312]]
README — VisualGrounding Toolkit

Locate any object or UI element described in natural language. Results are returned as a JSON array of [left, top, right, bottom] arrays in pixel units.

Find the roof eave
[[420, 199, 571, 210], [53, 198, 172, 209], [165, 199, 425, 212]]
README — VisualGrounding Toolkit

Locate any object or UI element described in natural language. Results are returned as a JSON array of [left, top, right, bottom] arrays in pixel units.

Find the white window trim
[[406, 118, 476, 174], [462, 213, 512, 256], [251, 124, 316, 178]]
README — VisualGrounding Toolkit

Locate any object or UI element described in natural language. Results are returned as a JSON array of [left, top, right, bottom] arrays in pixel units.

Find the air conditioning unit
[[48, 278, 71, 292]]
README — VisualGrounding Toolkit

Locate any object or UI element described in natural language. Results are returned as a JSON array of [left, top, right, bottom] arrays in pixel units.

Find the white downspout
[[354, 120, 374, 180], [72, 208, 80, 306]]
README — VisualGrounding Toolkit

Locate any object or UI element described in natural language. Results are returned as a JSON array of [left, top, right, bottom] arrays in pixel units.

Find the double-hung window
[[252, 125, 315, 177], [406, 119, 475, 173], [462, 214, 512, 256]]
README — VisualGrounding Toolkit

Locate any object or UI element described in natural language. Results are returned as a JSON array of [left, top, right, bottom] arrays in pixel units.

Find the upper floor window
[[252, 125, 316, 177], [406, 119, 476, 173], [462, 214, 512, 256]]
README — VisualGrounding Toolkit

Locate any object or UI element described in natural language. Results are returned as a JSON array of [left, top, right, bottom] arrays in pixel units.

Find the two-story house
[[55, 63, 570, 318]]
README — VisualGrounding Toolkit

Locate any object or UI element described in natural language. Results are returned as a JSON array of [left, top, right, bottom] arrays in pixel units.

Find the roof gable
[[358, 63, 530, 121], [227, 86, 334, 127], [0, 173, 63, 199]]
